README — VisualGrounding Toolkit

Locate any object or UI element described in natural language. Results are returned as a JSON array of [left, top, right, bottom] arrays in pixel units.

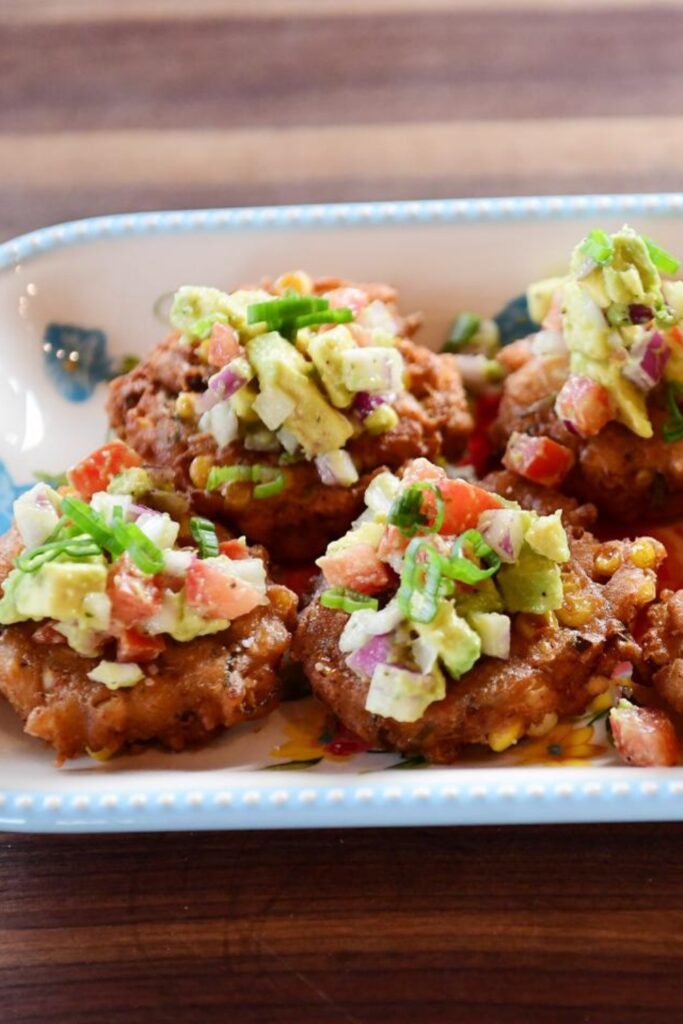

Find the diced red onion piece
[[346, 632, 394, 678], [208, 359, 251, 400], [478, 509, 526, 563], [623, 331, 670, 392], [628, 304, 654, 325], [353, 391, 387, 421]]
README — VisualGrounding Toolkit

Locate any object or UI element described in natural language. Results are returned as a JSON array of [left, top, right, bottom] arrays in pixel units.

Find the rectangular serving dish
[[3, 193, 683, 833]]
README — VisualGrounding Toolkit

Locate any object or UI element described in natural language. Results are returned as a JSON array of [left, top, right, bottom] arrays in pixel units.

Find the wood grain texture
[[1, 825, 683, 1024], [2, 4, 683, 1022]]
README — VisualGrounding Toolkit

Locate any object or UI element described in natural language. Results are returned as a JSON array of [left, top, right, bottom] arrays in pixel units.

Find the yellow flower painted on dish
[[270, 700, 369, 764], [515, 721, 605, 766]]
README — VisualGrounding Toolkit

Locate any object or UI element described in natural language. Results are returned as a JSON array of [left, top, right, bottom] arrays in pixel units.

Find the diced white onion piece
[[411, 634, 439, 674], [531, 330, 566, 356], [315, 450, 359, 487], [54, 622, 104, 658], [90, 491, 133, 525], [252, 386, 296, 431], [198, 400, 239, 448], [81, 591, 112, 631], [454, 354, 504, 391], [478, 509, 527, 563], [277, 427, 300, 454], [136, 511, 179, 549], [339, 598, 404, 654], [468, 612, 511, 659], [340, 347, 404, 394], [357, 300, 399, 336], [364, 471, 401, 515], [13, 483, 61, 549], [163, 549, 195, 576], [211, 555, 267, 596]]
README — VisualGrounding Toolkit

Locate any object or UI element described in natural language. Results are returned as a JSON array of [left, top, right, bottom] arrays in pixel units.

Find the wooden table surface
[[3, 2, 683, 1021]]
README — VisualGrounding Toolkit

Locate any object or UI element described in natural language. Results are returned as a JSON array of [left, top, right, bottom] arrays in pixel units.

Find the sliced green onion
[[397, 538, 443, 624], [206, 465, 253, 491], [190, 516, 219, 558], [113, 520, 164, 575], [320, 587, 379, 613], [443, 312, 480, 352], [580, 228, 614, 266], [663, 382, 683, 443], [61, 496, 123, 555], [253, 470, 285, 499], [443, 529, 501, 584], [293, 309, 354, 329], [247, 296, 328, 326], [388, 483, 445, 538], [16, 536, 101, 573], [644, 236, 680, 275], [207, 463, 287, 498]]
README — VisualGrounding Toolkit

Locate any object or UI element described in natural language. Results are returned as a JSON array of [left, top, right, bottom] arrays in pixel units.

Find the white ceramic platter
[[3, 194, 683, 833]]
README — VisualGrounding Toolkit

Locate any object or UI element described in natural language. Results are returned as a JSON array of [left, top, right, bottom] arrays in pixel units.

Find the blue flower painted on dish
[[494, 293, 538, 346], [0, 462, 31, 534], [42, 323, 113, 402]]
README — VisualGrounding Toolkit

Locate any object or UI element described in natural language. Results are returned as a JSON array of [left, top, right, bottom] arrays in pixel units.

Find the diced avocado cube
[[308, 327, 355, 408], [340, 347, 404, 393], [453, 578, 504, 617], [229, 383, 261, 424], [13, 561, 108, 623], [365, 405, 399, 436], [497, 545, 563, 614], [414, 599, 481, 679], [524, 511, 570, 563]]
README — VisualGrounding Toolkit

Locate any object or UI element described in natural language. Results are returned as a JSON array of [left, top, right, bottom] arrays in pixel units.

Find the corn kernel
[[594, 548, 622, 576], [586, 674, 611, 696], [197, 339, 211, 363], [488, 718, 524, 753], [175, 392, 196, 420], [527, 712, 558, 738], [189, 455, 213, 489], [556, 592, 598, 627], [635, 577, 657, 605], [587, 690, 614, 714], [274, 270, 313, 296], [629, 539, 658, 570]]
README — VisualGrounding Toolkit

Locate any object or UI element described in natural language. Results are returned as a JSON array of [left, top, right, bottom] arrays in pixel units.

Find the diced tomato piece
[[32, 623, 66, 645], [438, 478, 505, 535], [208, 322, 241, 368], [68, 441, 142, 500], [609, 702, 679, 767], [317, 543, 394, 595], [554, 375, 614, 438], [503, 432, 574, 488], [401, 458, 445, 487], [185, 560, 263, 619], [116, 629, 166, 663], [108, 555, 163, 629], [323, 287, 369, 316], [219, 539, 250, 560]]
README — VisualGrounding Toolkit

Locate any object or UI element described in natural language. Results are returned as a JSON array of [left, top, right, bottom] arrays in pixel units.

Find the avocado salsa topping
[[169, 281, 408, 492], [0, 441, 270, 687], [526, 226, 683, 441], [315, 458, 571, 723]]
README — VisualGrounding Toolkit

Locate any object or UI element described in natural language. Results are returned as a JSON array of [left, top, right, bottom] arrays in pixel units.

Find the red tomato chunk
[[503, 432, 574, 488]]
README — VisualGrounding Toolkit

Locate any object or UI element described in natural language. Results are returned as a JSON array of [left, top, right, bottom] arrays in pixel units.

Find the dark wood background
[[4, 2, 683, 1021]]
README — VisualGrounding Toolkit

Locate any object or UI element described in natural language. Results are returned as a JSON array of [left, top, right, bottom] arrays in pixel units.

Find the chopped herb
[[206, 463, 287, 499], [206, 465, 253, 491], [253, 470, 285, 499], [246, 296, 354, 341], [190, 516, 219, 558], [580, 228, 614, 266], [320, 587, 379, 613], [33, 470, 68, 488]]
